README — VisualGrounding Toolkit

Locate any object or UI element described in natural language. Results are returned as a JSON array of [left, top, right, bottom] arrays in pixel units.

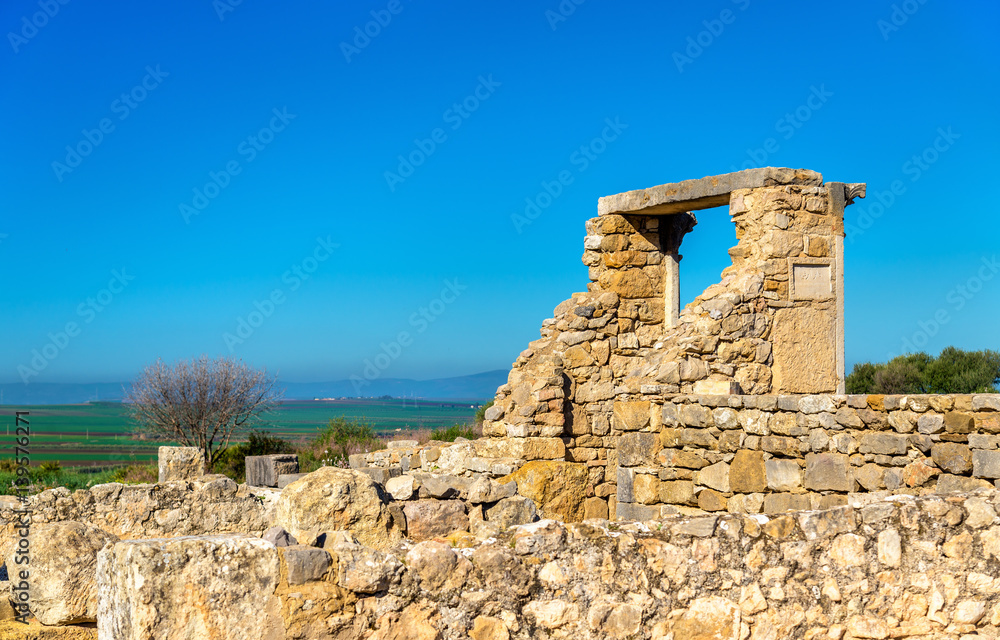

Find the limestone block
[[403, 500, 469, 540], [599, 270, 656, 298], [973, 450, 1000, 479], [406, 541, 472, 593], [730, 450, 767, 494], [97, 535, 283, 640], [945, 411, 975, 434], [574, 497, 605, 521], [613, 400, 651, 431], [763, 493, 811, 514], [27, 521, 118, 625], [385, 475, 416, 500], [466, 477, 517, 504], [765, 458, 802, 492], [473, 437, 566, 461], [666, 596, 741, 640], [617, 467, 636, 504], [698, 489, 727, 512], [158, 446, 205, 482], [860, 433, 909, 456], [618, 432, 659, 466], [934, 473, 993, 493], [280, 545, 332, 585], [634, 474, 660, 505], [274, 467, 400, 549], [696, 462, 730, 493], [660, 480, 696, 505], [771, 308, 837, 394], [932, 443, 973, 474], [804, 453, 853, 492], [245, 454, 299, 487], [855, 464, 885, 491], [501, 461, 588, 522], [418, 474, 470, 500], [615, 502, 660, 522], [277, 473, 306, 489], [598, 167, 822, 216], [484, 497, 538, 529], [679, 404, 712, 427], [262, 526, 296, 547], [332, 539, 403, 594]]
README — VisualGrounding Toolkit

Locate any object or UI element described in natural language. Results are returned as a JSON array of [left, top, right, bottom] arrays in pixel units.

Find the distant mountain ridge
[[0, 370, 508, 405]]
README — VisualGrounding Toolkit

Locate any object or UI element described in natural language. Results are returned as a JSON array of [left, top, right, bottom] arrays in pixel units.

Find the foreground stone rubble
[[6, 466, 1000, 639]]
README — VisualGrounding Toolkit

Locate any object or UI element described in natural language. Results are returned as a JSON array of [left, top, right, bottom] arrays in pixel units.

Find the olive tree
[[125, 356, 282, 467]]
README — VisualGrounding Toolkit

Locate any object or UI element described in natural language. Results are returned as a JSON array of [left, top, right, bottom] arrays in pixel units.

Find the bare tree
[[125, 356, 282, 468]]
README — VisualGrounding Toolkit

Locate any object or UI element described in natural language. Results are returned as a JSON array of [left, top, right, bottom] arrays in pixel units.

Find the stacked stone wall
[[479, 169, 865, 514], [605, 393, 1000, 520]]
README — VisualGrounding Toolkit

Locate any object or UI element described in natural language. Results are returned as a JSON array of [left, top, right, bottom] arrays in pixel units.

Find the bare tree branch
[[124, 356, 283, 468]]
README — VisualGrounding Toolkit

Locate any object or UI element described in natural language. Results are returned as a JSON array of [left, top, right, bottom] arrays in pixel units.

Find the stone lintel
[[597, 167, 824, 216]]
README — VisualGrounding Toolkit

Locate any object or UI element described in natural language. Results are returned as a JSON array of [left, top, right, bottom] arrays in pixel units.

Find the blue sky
[[1, 0, 998, 385]]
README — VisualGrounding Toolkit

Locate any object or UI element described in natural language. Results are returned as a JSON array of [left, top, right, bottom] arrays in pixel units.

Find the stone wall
[[479, 168, 868, 508], [611, 393, 1000, 520], [32, 489, 1000, 639], [0, 475, 276, 565]]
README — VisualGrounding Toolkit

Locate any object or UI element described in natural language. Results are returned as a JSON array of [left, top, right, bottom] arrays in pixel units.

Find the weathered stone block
[[763, 493, 812, 514], [97, 535, 283, 639], [484, 497, 537, 530], [945, 411, 975, 434], [280, 545, 332, 585], [765, 458, 802, 492], [730, 450, 767, 494], [613, 400, 651, 431], [936, 473, 993, 493], [804, 453, 853, 492], [617, 467, 635, 503], [158, 446, 205, 482], [973, 395, 1000, 411], [583, 497, 609, 520], [405, 499, 469, 539], [932, 443, 973, 474], [761, 436, 800, 456], [277, 473, 306, 489], [502, 461, 588, 522], [275, 467, 400, 549], [860, 433, 909, 456], [28, 521, 118, 625], [660, 480, 696, 505], [697, 489, 728, 512], [474, 437, 566, 460], [695, 462, 730, 493], [615, 502, 660, 522], [245, 454, 299, 487], [634, 474, 660, 505], [679, 403, 712, 427], [855, 464, 885, 491], [973, 450, 1000, 479], [618, 432, 660, 466]]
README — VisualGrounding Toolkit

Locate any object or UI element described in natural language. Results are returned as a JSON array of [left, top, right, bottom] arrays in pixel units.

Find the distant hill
[[0, 370, 508, 405]]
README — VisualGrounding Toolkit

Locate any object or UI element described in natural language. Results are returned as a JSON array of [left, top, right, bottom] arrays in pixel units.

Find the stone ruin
[[5, 168, 1000, 639]]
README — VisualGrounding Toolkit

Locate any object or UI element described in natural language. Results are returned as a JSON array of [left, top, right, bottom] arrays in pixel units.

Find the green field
[[0, 399, 479, 467]]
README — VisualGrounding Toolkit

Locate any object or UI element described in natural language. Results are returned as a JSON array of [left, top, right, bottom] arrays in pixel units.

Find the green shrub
[[474, 400, 494, 423], [847, 347, 1000, 394], [110, 464, 158, 484], [39, 461, 62, 474], [429, 424, 479, 442], [297, 417, 385, 472]]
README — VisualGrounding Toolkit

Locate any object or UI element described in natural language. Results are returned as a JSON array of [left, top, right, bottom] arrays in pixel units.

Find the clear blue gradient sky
[[2, 0, 998, 385]]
